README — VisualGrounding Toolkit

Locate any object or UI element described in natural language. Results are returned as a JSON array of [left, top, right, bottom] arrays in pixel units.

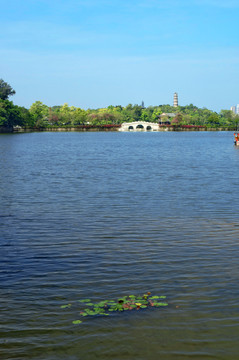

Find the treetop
[[0, 79, 16, 100]]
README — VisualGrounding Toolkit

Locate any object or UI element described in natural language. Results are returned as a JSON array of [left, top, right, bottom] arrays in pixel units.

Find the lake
[[1, 131, 239, 360]]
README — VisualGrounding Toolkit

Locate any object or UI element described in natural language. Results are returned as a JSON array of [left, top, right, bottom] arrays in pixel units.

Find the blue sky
[[1, 0, 239, 111]]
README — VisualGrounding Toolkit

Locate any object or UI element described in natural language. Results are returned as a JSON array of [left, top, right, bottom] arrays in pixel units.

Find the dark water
[[1, 131, 239, 360]]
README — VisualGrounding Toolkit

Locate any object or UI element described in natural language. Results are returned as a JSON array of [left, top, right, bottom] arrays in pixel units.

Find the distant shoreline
[[0, 125, 236, 134]]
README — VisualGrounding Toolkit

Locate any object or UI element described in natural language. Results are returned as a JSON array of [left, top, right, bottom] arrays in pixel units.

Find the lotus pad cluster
[[61, 292, 168, 325]]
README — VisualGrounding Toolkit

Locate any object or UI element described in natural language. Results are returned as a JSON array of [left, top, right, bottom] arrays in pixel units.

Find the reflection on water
[[0, 131, 239, 359]]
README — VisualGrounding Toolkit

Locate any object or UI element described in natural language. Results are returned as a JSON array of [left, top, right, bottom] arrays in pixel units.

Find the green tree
[[0, 79, 16, 100], [132, 104, 142, 121], [172, 113, 183, 124], [29, 101, 49, 127], [182, 114, 192, 124], [57, 103, 76, 125], [72, 108, 87, 125], [206, 113, 220, 127], [152, 108, 162, 122], [17, 106, 34, 127], [140, 109, 149, 122], [219, 109, 235, 126], [0, 100, 22, 127]]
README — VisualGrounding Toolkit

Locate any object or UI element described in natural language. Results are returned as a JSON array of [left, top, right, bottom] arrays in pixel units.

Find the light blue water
[[0, 131, 239, 360]]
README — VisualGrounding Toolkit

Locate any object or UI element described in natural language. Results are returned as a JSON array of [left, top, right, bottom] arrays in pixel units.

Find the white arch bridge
[[119, 121, 159, 132]]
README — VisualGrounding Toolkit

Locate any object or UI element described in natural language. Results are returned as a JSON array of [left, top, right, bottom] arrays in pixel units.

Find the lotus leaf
[[141, 300, 148, 304], [85, 308, 95, 314], [88, 311, 97, 315], [97, 301, 107, 307], [154, 302, 168, 307], [95, 308, 105, 314], [62, 292, 169, 325], [60, 304, 71, 309], [149, 296, 160, 299], [80, 312, 88, 316]]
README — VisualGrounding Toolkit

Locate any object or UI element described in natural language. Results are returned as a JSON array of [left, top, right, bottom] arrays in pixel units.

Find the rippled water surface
[[1, 131, 239, 360]]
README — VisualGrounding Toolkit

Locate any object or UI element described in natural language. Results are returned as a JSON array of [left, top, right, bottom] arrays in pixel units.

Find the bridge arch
[[136, 124, 144, 130]]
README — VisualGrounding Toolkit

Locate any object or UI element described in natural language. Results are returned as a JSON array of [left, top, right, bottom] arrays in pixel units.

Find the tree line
[[1, 79, 238, 129]]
